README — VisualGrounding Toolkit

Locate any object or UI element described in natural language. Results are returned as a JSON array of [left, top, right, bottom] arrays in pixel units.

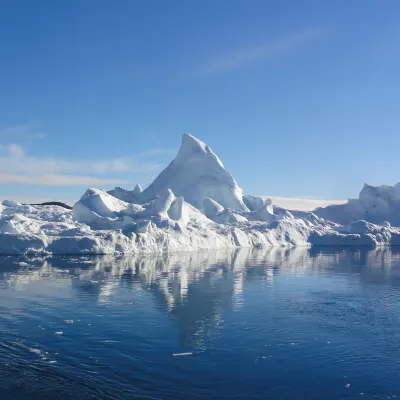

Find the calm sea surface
[[1, 247, 400, 399]]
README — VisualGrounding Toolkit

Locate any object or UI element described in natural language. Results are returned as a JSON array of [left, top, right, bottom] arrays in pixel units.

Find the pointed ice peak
[[140, 134, 249, 212], [175, 133, 224, 168], [181, 133, 207, 153]]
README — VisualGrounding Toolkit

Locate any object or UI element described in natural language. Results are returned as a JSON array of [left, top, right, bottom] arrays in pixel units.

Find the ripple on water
[[0, 248, 400, 399]]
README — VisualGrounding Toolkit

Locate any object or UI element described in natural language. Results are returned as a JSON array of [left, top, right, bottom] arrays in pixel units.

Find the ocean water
[[1, 247, 400, 400]]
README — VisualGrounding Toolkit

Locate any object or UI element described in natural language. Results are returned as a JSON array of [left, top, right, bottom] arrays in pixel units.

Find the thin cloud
[[193, 29, 323, 76], [0, 142, 163, 186], [0, 121, 47, 140], [0, 173, 129, 186], [0, 143, 161, 175]]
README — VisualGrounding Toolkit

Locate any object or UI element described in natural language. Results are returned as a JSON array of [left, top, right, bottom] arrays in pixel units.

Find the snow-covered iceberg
[[1, 134, 400, 254], [314, 182, 400, 226], [140, 134, 249, 211]]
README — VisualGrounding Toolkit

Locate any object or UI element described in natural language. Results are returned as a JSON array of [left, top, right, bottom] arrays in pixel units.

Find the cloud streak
[[0, 121, 47, 140], [0, 173, 129, 186], [0, 142, 162, 186], [193, 29, 323, 76]]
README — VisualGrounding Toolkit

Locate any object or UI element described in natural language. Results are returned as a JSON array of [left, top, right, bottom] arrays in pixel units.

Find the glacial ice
[[140, 134, 249, 211], [315, 182, 400, 226], [1, 134, 400, 254]]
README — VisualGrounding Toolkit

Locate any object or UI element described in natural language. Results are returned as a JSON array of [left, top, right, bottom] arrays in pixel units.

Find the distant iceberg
[[1, 134, 400, 254]]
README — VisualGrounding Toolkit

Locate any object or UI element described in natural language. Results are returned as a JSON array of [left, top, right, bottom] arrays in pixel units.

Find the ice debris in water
[[2, 134, 400, 255]]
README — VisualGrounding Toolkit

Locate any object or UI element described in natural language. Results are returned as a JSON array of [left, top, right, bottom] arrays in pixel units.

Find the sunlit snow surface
[[1, 134, 400, 254]]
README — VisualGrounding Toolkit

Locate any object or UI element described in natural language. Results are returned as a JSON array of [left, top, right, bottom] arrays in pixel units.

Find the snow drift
[[1, 134, 400, 255]]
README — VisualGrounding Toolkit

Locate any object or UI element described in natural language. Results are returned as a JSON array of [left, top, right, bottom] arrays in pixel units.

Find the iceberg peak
[[140, 134, 248, 211], [175, 133, 224, 168]]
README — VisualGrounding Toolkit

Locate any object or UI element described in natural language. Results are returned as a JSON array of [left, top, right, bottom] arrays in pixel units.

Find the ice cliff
[[1, 134, 400, 255]]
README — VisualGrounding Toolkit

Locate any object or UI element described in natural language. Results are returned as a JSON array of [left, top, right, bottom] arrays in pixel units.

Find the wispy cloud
[[0, 142, 163, 186], [0, 173, 129, 186], [193, 29, 323, 76], [0, 121, 47, 140]]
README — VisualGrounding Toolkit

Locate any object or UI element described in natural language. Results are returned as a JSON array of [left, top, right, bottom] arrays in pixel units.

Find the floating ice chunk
[[173, 352, 193, 357], [315, 181, 400, 226], [3, 133, 400, 255]]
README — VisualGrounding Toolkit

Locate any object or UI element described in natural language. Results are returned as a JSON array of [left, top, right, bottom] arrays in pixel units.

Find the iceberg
[[140, 134, 249, 211], [1, 134, 400, 255], [314, 182, 400, 226]]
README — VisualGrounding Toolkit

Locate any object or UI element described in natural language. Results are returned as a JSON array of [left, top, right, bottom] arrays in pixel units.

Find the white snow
[[2, 134, 400, 255], [315, 182, 400, 226], [140, 134, 249, 211]]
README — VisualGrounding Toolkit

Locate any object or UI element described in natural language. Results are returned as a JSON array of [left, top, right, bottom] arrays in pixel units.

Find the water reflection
[[1, 248, 400, 399], [2, 247, 400, 297], [1, 247, 400, 346]]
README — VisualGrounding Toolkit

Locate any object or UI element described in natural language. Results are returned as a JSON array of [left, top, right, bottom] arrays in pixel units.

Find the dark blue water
[[1, 248, 400, 400]]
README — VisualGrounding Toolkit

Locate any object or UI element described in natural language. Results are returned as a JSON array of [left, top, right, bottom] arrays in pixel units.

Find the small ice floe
[[17, 262, 30, 267], [346, 384, 351, 388], [55, 331, 63, 335], [173, 352, 193, 357], [64, 320, 74, 324]]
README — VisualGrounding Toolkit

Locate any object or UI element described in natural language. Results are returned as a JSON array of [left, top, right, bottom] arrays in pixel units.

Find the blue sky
[[1, 0, 399, 208]]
